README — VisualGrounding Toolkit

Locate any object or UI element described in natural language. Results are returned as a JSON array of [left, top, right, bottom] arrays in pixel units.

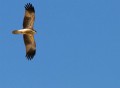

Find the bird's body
[[12, 3, 36, 60], [12, 29, 36, 34]]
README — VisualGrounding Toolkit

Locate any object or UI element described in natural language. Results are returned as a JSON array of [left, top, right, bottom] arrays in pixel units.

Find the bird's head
[[33, 30, 37, 34]]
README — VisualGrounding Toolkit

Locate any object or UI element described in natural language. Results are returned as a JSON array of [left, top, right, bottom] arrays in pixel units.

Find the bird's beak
[[34, 30, 37, 34]]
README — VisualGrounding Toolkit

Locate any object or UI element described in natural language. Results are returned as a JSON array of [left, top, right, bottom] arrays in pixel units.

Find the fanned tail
[[12, 30, 23, 34]]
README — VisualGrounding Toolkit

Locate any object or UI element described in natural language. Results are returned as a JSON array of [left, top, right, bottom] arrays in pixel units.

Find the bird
[[12, 3, 36, 60]]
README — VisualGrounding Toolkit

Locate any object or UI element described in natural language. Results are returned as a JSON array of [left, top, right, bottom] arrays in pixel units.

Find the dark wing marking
[[23, 3, 35, 29], [23, 34, 36, 60]]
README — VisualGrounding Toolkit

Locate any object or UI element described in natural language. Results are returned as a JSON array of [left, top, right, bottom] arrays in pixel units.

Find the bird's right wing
[[23, 3, 35, 29]]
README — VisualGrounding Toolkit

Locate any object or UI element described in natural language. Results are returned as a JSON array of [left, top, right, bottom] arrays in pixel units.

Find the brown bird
[[12, 3, 36, 60]]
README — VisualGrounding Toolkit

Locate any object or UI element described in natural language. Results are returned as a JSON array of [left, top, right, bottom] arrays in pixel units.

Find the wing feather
[[23, 3, 36, 60], [23, 3, 35, 29], [23, 34, 36, 60]]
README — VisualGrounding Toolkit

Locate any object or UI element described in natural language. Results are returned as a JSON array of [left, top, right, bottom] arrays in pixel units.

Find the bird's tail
[[12, 30, 23, 34]]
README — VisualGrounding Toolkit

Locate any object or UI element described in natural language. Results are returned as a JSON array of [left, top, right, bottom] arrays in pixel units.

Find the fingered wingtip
[[24, 3, 35, 12], [26, 49, 36, 60]]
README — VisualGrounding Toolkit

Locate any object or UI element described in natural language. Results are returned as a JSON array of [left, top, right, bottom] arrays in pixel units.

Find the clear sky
[[0, 0, 120, 88]]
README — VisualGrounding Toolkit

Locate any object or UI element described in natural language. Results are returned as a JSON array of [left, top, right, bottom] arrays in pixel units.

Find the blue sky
[[0, 0, 120, 88]]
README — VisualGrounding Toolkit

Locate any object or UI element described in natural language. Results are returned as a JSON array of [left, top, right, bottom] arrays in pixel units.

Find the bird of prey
[[12, 3, 36, 60]]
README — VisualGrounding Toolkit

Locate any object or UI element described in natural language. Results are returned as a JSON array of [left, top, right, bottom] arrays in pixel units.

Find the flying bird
[[12, 3, 36, 60]]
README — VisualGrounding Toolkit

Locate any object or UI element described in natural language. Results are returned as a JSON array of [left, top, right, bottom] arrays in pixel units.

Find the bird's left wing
[[23, 34, 36, 60]]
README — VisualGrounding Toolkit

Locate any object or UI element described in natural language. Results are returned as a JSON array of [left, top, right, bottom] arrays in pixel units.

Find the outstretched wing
[[23, 3, 35, 29], [23, 34, 36, 60], [23, 3, 36, 60]]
